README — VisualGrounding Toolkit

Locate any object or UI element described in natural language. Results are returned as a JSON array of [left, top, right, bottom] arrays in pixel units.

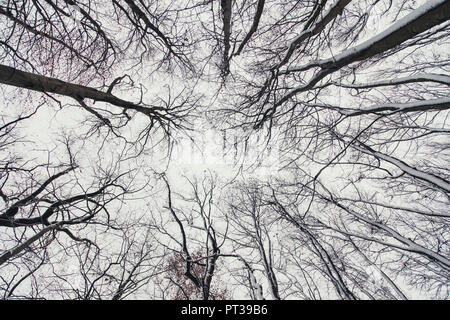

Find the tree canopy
[[0, 0, 449, 300]]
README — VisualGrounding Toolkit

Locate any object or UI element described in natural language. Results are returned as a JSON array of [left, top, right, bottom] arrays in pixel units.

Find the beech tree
[[0, 0, 196, 299], [214, 0, 450, 299], [1, 0, 449, 300], [149, 174, 230, 300]]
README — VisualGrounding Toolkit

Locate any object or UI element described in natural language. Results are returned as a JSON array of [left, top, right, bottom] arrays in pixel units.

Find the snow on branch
[[274, 0, 450, 110]]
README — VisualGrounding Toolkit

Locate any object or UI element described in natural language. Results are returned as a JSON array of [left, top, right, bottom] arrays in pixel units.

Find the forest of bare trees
[[0, 0, 449, 300]]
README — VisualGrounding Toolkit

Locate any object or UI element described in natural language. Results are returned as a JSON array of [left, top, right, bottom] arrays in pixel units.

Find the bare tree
[[226, 180, 282, 300], [1, 0, 449, 300], [212, 0, 450, 299], [0, 1, 199, 300], [148, 173, 230, 300]]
